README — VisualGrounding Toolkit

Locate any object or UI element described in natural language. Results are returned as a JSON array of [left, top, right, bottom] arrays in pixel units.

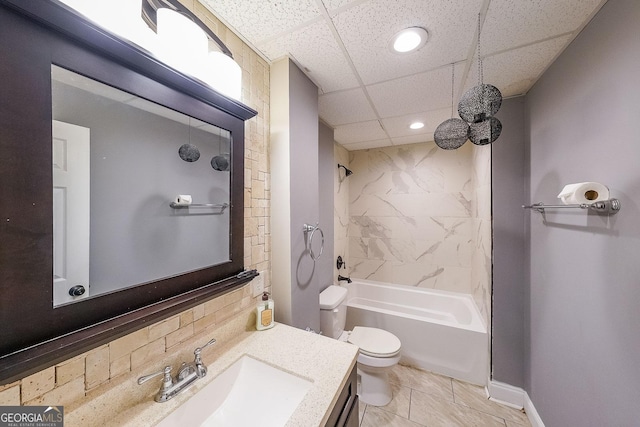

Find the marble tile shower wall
[[347, 142, 476, 294], [470, 145, 492, 326], [0, 1, 271, 408], [334, 142, 350, 278]]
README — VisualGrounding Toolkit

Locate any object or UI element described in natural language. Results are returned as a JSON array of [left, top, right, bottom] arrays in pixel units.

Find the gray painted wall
[[524, 0, 640, 425], [318, 122, 335, 292], [491, 97, 525, 387], [288, 60, 321, 331], [270, 58, 321, 331]]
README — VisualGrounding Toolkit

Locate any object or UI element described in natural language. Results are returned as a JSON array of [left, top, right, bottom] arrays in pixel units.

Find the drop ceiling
[[199, 0, 607, 150]]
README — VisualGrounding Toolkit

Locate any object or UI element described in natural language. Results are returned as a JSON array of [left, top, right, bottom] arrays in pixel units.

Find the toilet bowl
[[320, 286, 401, 406]]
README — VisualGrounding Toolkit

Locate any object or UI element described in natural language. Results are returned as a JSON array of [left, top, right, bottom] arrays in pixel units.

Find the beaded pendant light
[[434, 63, 470, 150], [458, 84, 502, 124], [211, 126, 230, 171], [469, 116, 502, 145], [178, 118, 201, 162], [457, 14, 503, 146]]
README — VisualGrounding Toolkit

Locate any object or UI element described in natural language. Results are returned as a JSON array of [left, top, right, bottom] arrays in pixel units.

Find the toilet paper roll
[[557, 182, 609, 205], [174, 194, 192, 206]]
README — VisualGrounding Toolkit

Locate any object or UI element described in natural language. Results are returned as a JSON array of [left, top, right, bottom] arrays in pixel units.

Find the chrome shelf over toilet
[[522, 198, 621, 214], [523, 199, 621, 223], [170, 202, 229, 210]]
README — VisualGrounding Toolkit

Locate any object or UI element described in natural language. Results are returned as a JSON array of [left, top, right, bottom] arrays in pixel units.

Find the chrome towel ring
[[303, 223, 324, 261]]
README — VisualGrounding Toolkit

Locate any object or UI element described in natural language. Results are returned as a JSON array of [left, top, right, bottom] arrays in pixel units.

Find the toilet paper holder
[[522, 198, 621, 219]]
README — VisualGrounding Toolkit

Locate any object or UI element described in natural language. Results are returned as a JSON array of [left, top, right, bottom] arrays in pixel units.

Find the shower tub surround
[[344, 279, 488, 385], [348, 142, 474, 290], [347, 141, 492, 324]]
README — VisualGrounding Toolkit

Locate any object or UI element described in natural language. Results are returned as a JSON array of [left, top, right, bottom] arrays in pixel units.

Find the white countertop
[[66, 322, 358, 427]]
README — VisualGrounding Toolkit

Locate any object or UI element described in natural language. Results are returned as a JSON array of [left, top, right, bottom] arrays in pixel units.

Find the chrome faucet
[[138, 338, 216, 402]]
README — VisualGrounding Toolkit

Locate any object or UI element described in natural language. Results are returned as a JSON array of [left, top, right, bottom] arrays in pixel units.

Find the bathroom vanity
[[325, 361, 359, 427], [65, 322, 358, 427]]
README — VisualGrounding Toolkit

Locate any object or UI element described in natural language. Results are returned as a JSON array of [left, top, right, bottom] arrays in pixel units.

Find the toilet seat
[[347, 326, 401, 358]]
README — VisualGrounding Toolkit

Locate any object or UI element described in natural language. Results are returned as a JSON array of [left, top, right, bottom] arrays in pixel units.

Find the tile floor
[[358, 364, 532, 427]]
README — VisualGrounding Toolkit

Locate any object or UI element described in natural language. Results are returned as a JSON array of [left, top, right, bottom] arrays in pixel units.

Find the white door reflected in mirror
[[52, 120, 90, 306]]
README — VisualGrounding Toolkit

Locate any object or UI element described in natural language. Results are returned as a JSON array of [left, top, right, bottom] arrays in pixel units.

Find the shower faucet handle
[[337, 256, 346, 270]]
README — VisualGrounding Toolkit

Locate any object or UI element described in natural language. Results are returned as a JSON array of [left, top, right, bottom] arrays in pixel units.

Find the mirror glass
[[51, 65, 232, 306]]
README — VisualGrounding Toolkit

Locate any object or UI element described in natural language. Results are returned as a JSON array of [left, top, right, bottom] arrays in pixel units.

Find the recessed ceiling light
[[390, 27, 429, 53], [410, 122, 425, 130]]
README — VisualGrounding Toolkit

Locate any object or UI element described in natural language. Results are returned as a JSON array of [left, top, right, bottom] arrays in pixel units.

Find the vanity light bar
[[141, 0, 233, 58]]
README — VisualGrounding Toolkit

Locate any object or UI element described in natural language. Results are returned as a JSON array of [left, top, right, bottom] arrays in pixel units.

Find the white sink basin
[[155, 355, 312, 427]]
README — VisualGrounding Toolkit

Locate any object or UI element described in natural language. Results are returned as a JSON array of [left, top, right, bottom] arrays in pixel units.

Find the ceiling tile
[[367, 62, 466, 118], [463, 35, 572, 97], [125, 98, 189, 125], [196, 0, 607, 151], [482, 0, 604, 55], [381, 107, 451, 138], [200, 0, 320, 44], [391, 133, 435, 146], [331, 0, 482, 84], [341, 138, 394, 151], [334, 120, 389, 144], [319, 88, 377, 126], [52, 66, 136, 104], [321, 0, 361, 13], [257, 20, 359, 92]]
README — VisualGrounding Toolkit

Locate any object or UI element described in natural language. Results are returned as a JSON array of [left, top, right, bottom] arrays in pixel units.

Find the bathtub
[[343, 279, 488, 386]]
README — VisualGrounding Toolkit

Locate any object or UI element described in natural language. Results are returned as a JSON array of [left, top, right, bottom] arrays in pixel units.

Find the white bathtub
[[343, 279, 488, 386]]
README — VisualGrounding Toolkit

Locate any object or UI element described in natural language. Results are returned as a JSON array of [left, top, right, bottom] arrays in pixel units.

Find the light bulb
[[390, 27, 429, 53]]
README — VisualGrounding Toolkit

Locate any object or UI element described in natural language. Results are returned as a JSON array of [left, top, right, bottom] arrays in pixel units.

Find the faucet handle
[[137, 366, 173, 390], [194, 338, 216, 356], [193, 338, 216, 377]]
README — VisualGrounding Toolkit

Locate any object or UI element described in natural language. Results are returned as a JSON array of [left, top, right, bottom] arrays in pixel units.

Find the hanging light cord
[[451, 63, 455, 118], [477, 13, 483, 86]]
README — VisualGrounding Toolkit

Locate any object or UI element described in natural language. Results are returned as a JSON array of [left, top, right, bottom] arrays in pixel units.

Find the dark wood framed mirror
[[0, 0, 258, 384]]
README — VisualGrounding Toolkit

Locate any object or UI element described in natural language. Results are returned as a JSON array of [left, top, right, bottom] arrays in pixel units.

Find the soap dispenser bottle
[[256, 292, 275, 330]]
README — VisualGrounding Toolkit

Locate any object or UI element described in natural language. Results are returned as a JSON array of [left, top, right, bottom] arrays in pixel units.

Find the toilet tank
[[319, 285, 348, 339]]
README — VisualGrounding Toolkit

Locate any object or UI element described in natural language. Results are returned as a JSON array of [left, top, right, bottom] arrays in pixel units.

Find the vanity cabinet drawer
[[324, 363, 358, 427], [342, 395, 359, 427]]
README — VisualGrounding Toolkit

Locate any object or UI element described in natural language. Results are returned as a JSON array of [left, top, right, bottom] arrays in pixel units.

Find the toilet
[[319, 285, 401, 406]]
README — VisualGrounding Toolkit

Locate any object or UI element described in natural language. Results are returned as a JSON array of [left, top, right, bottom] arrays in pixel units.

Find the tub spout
[[338, 275, 352, 284]]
